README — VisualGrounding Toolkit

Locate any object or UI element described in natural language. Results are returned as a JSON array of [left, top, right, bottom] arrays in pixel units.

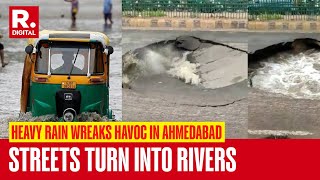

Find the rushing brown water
[[251, 50, 320, 99]]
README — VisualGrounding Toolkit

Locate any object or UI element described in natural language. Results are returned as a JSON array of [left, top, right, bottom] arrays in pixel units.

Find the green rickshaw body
[[28, 83, 109, 117]]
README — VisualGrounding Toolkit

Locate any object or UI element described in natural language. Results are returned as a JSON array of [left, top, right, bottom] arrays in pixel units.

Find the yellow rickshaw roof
[[27, 30, 110, 46]]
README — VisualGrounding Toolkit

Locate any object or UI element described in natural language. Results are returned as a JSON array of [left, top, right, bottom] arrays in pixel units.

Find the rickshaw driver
[[53, 51, 83, 74]]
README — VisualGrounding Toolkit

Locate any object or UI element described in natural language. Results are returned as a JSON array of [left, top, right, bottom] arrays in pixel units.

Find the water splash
[[252, 50, 320, 99], [123, 50, 201, 86], [4, 112, 116, 122], [167, 52, 201, 85]]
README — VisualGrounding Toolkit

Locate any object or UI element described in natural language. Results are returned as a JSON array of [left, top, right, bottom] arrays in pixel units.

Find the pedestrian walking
[[0, 34, 8, 68], [103, 0, 113, 25], [65, 0, 79, 26]]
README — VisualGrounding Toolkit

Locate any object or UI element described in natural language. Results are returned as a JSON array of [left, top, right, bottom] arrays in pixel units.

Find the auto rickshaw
[[20, 30, 115, 121]]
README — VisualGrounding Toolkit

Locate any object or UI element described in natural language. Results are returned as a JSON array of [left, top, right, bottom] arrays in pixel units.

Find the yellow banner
[[9, 122, 225, 143]]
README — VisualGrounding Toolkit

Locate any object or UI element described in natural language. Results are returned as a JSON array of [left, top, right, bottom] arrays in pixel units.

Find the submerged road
[[122, 30, 248, 138]]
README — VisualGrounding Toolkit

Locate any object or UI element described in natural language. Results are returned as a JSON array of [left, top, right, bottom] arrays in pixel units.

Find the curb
[[123, 18, 320, 32], [248, 21, 320, 32], [122, 18, 247, 30]]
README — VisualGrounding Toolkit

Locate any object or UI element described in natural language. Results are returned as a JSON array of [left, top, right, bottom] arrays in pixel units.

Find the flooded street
[[0, 19, 122, 119], [0, 0, 122, 135]]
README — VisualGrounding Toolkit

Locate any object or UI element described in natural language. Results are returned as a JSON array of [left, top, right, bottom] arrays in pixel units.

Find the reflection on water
[[0, 18, 122, 120]]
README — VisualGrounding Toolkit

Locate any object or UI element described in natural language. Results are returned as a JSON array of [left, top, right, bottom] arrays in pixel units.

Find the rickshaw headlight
[[104, 46, 114, 55], [56, 90, 81, 121], [63, 108, 76, 122]]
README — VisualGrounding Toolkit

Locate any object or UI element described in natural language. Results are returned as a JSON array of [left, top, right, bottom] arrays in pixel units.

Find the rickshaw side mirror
[[25, 44, 34, 54], [104, 46, 114, 55]]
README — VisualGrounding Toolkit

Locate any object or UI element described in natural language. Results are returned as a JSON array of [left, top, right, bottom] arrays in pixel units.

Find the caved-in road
[[122, 30, 248, 138], [248, 32, 320, 139]]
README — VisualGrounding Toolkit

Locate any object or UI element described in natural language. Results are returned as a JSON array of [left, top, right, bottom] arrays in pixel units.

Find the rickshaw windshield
[[35, 41, 104, 76]]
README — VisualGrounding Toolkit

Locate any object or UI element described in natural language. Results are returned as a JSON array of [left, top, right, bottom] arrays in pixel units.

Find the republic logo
[[9, 6, 39, 38]]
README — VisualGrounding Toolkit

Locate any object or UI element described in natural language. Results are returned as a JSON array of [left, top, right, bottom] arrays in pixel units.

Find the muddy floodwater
[[0, 0, 122, 129], [252, 51, 320, 99], [248, 34, 320, 139], [249, 38, 320, 100]]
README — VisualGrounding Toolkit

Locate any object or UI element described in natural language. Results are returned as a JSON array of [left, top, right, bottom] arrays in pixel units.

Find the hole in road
[[123, 36, 247, 90]]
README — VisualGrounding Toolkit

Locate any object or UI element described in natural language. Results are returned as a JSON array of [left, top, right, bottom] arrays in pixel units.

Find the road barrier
[[122, 0, 248, 19], [249, 0, 320, 21], [122, 0, 320, 21]]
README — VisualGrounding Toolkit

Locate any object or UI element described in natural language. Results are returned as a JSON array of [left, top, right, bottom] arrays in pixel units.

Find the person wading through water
[[65, 0, 79, 26], [103, 0, 113, 25], [0, 33, 8, 68]]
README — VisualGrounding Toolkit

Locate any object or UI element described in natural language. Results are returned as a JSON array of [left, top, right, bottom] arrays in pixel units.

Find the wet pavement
[[0, 0, 122, 137], [248, 32, 320, 53], [122, 30, 248, 138]]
